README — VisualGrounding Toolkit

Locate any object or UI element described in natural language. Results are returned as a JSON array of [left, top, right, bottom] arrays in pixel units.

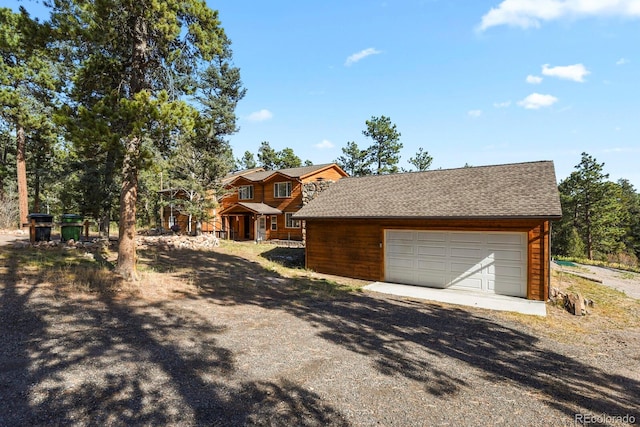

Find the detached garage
[[293, 161, 562, 301]]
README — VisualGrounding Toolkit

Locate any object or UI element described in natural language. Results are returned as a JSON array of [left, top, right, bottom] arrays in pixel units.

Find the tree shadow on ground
[[259, 246, 305, 268], [0, 247, 348, 426], [158, 247, 640, 420]]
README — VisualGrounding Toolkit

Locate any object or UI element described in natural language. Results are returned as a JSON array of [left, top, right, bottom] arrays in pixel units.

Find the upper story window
[[274, 181, 292, 198], [238, 185, 253, 200]]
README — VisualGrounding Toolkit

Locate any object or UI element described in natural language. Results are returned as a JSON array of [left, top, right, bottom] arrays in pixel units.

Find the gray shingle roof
[[235, 203, 282, 215], [294, 161, 562, 219]]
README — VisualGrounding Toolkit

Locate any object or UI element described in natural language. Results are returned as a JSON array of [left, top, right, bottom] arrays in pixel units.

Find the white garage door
[[385, 230, 527, 297]]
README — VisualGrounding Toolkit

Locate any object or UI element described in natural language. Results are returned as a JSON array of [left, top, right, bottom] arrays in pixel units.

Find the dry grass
[[496, 269, 640, 344]]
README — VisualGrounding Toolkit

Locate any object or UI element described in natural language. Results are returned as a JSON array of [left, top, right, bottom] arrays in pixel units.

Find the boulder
[[564, 292, 586, 316]]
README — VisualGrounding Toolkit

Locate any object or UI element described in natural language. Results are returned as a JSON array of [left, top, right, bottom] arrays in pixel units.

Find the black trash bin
[[61, 214, 84, 242], [27, 213, 54, 242]]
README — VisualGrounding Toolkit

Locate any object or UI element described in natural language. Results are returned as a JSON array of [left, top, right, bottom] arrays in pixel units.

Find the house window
[[285, 213, 301, 228], [238, 185, 253, 200], [274, 181, 292, 198], [270, 215, 277, 231]]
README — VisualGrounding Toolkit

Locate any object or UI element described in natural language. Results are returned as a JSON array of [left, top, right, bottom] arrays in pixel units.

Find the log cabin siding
[[304, 218, 552, 300], [303, 167, 347, 183]]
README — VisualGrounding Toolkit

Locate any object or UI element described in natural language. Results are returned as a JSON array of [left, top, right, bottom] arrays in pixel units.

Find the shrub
[[0, 190, 19, 229]]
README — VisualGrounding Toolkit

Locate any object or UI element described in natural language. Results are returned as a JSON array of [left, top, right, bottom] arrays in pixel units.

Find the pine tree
[[362, 115, 402, 175], [0, 8, 57, 227], [408, 147, 433, 172], [257, 141, 278, 170], [51, 0, 243, 279], [335, 141, 371, 177], [237, 151, 257, 170]]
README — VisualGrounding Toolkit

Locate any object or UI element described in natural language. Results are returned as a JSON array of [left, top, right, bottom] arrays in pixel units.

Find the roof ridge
[[339, 160, 555, 181]]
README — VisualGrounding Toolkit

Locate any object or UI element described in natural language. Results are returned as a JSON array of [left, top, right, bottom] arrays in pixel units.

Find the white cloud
[[345, 48, 382, 66], [526, 75, 543, 84], [246, 109, 273, 122], [493, 100, 512, 108], [468, 109, 483, 117], [315, 139, 335, 149], [517, 93, 559, 109], [478, 0, 640, 31], [542, 63, 590, 82], [616, 57, 630, 65]]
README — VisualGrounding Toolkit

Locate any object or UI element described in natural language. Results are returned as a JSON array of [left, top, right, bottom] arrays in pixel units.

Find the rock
[[564, 292, 586, 316]]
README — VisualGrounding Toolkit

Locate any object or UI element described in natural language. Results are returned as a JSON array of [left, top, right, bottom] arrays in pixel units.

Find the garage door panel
[[416, 259, 447, 271], [487, 233, 524, 245], [449, 275, 483, 290], [387, 269, 447, 287], [385, 230, 527, 297], [450, 233, 484, 244], [418, 272, 447, 287], [416, 245, 447, 257], [492, 280, 526, 297], [488, 249, 525, 262], [487, 264, 523, 278], [387, 230, 416, 242], [387, 256, 414, 269], [388, 244, 415, 255], [417, 231, 446, 242], [386, 269, 416, 285], [450, 246, 483, 258], [450, 260, 483, 274]]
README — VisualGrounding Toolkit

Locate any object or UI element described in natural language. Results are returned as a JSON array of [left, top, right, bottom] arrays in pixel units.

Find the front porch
[[219, 202, 303, 242]]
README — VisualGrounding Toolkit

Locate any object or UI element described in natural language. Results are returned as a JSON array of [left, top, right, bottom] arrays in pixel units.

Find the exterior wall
[[218, 166, 346, 241], [160, 206, 218, 233], [305, 218, 553, 301], [301, 167, 347, 183]]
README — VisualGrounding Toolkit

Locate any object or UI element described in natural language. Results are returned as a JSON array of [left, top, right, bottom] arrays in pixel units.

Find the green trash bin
[[60, 214, 84, 242]]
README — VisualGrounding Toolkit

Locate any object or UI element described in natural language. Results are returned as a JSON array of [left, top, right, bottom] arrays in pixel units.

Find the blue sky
[[7, 0, 640, 187], [213, 0, 640, 187]]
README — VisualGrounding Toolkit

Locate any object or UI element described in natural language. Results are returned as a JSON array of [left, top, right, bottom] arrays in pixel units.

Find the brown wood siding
[[301, 167, 347, 183], [261, 177, 303, 212], [305, 218, 552, 300], [217, 165, 346, 241], [306, 220, 381, 280]]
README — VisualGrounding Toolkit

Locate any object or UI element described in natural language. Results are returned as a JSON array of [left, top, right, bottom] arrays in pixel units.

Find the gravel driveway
[[1, 243, 639, 426]]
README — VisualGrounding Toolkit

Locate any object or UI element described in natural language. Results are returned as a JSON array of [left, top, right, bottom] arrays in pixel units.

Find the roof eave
[[293, 214, 563, 221]]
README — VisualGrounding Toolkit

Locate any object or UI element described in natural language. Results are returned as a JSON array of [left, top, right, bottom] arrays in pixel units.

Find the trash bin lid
[[61, 214, 84, 220], [27, 213, 54, 220]]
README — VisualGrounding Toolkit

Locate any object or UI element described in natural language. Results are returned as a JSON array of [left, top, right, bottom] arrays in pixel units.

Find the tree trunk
[[33, 169, 41, 213], [116, 137, 140, 280], [16, 125, 29, 228], [116, 13, 148, 280]]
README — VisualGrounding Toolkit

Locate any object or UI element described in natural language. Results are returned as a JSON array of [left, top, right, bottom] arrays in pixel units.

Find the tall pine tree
[[51, 0, 243, 279]]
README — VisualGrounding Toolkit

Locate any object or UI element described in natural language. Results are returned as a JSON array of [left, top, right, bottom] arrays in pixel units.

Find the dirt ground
[[1, 235, 639, 426]]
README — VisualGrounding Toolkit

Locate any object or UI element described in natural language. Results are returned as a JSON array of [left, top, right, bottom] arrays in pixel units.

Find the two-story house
[[158, 167, 265, 234], [219, 163, 347, 241]]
